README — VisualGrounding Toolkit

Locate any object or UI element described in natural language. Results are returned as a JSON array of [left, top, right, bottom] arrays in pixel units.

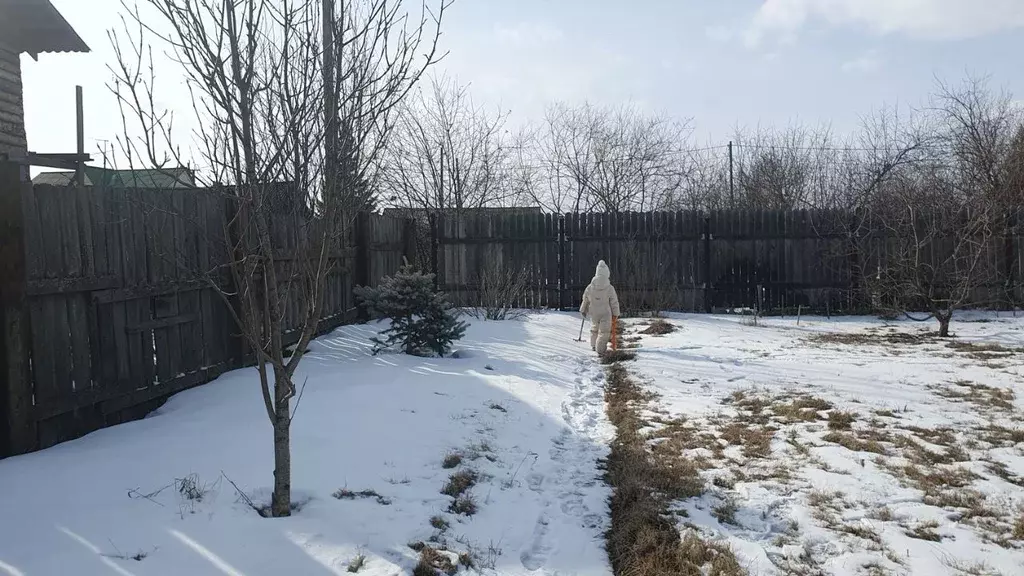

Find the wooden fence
[[4, 187, 1023, 458], [435, 210, 1024, 314], [1, 175, 412, 458]]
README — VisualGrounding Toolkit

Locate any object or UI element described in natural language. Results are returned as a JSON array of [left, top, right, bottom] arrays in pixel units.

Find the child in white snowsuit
[[580, 260, 621, 355]]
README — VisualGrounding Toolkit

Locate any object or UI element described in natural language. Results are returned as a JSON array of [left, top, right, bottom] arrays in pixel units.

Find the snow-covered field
[[2, 311, 1023, 576], [0, 315, 614, 576], [624, 313, 1024, 576]]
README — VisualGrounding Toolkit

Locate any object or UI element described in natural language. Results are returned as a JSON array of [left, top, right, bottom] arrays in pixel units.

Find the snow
[[625, 312, 1024, 576], [4, 310, 1024, 576], [0, 314, 614, 576]]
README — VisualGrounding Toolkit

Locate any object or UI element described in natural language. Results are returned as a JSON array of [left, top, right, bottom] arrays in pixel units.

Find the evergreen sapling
[[355, 267, 467, 357]]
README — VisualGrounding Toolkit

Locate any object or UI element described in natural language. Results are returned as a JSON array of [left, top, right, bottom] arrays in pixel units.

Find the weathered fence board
[[433, 209, 1024, 315], [1, 180, 412, 458]]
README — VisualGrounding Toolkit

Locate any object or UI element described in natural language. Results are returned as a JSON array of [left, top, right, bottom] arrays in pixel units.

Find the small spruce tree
[[355, 267, 467, 357]]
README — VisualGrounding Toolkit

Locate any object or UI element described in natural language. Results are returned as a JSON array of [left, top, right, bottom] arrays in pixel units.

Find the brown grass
[[601, 350, 638, 365], [332, 488, 392, 505], [867, 506, 895, 522], [772, 396, 832, 423], [441, 470, 477, 498], [903, 426, 957, 447], [827, 411, 857, 430], [822, 431, 888, 454], [946, 340, 1020, 361], [604, 362, 746, 576], [719, 423, 775, 459], [937, 380, 1015, 411], [905, 519, 942, 542], [807, 330, 930, 347], [641, 319, 676, 336], [448, 495, 477, 516], [984, 460, 1024, 488], [712, 499, 739, 525], [977, 424, 1024, 447], [441, 453, 463, 469], [413, 545, 457, 576]]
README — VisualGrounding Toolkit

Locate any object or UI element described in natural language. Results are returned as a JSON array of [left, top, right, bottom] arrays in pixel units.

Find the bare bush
[[469, 257, 531, 320]]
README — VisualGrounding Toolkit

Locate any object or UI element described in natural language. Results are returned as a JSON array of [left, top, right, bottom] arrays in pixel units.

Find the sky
[[19, 0, 1024, 166]]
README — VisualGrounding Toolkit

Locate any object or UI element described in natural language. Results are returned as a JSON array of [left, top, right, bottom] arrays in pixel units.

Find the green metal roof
[[33, 167, 196, 189]]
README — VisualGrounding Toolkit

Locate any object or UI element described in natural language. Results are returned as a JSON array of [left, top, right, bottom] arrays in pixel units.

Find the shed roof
[[0, 0, 89, 57]]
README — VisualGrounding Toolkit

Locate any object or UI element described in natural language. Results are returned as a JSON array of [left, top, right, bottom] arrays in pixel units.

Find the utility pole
[[75, 86, 85, 188], [322, 0, 338, 201], [728, 140, 734, 208]]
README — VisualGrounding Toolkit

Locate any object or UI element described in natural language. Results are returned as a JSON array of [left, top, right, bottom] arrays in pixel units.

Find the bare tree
[[381, 75, 516, 214], [861, 184, 997, 337], [108, 0, 448, 517], [530, 102, 692, 213], [931, 74, 1022, 207]]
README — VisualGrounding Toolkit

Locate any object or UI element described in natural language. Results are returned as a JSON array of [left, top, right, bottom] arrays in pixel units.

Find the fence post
[[355, 212, 371, 321], [402, 217, 417, 267], [221, 195, 246, 365], [702, 215, 712, 313], [1004, 210, 1016, 311], [0, 162, 36, 456], [558, 215, 567, 311], [429, 212, 440, 290]]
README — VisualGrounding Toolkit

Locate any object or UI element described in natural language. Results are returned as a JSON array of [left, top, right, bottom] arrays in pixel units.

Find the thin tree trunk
[[937, 312, 952, 338], [271, 370, 292, 517]]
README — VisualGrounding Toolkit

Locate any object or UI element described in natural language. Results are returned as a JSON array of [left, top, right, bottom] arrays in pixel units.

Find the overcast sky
[[20, 0, 1024, 163]]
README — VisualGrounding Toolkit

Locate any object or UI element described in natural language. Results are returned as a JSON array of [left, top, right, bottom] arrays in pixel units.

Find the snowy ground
[[4, 312, 1023, 576], [621, 312, 1024, 576], [0, 315, 614, 576]]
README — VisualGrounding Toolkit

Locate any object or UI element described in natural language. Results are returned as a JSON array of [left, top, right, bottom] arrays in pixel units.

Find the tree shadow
[[0, 313, 612, 575]]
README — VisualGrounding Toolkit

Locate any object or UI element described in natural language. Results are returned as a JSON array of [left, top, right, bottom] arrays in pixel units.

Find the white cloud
[[842, 50, 882, 73], [744, 0, 1024, 46], [494, 22, 564, 47]]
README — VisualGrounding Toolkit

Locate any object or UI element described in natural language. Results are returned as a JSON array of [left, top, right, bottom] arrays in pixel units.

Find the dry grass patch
[[867, 506, 895, 522], [891, 434, 968, 466], [641, 319, 676, 336], [937, 380, 1015, 411], [601, 350, 638, 365], [984, 460, 1024, 488], [976, 424, 1024, 447], [332, 488, 392, 506], [1013, 515, 1024, 540], [941, 556, 1005, 576], [772, 396, 833, 423], [836, 522, 881, 543], [903, 426, 957, 447], [448, 495, 477, 516], [946, 340, 1021, 362], [827, 411, 857, 430], [712, 499, 739, 526], [604, 362, 747, 576], [441, 470, 478, 498], [807, 330, 930, 348], [441, 453, 463, 469], [412, 545, 457, 576], [905, 519, 942, 541], [822, 431, 888, 455], [719, 423, 775, 459]]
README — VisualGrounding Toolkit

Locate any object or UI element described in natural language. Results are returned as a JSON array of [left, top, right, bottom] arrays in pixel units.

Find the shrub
[[355, 267, 467, 357]]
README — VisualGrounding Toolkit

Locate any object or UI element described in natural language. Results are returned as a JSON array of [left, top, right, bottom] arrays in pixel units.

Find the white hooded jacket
[[580, 260, 621, 320]]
